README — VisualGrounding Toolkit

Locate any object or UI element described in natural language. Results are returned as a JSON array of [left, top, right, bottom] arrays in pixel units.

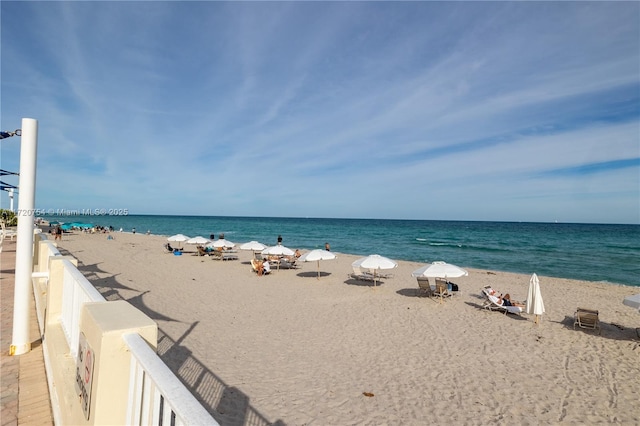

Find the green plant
[[0, 209, 17, 226]]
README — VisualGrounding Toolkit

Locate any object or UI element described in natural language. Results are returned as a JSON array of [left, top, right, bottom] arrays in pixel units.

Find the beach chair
[[431, 278, 452, 303], [349, 267, 381, 284], [223, 252, 238, 261], [251, 259, 269, 276], [484, 294, 523, 315], [278, 258, 298, 269], [251, 259, 262, 274], [481, 285, 500, 308], [416, 277, 433, 297], [574, 308, 601, 334]]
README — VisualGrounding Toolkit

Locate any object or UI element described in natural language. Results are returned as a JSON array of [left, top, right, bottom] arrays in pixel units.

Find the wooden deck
[[1, 240, 54, 425]]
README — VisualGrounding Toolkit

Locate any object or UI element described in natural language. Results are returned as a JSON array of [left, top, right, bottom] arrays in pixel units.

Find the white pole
[[10, 118, 38, 356], [9, 188, 15, 211]]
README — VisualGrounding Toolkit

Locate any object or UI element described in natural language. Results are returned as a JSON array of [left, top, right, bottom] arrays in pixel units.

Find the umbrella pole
[[317, 260, 320, 280]]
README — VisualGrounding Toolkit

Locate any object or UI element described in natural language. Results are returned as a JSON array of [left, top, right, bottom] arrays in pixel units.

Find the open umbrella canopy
[[352, 254, 398, 271], [623, 293, 640, 311], [60, 222, 94, 230], [299, 249, 337, 279], [167, 233, 189, 249], [239, 241, 266, 259], [240, 241, 267, 251], [411, 261, 468, 278], [352, 255, 397, 286], [262, 245, 295, 256], [526, 273, 545, 324], [300, 249, 336, 262], [186, 236, 211, 245], [209, 238, 235, 248]]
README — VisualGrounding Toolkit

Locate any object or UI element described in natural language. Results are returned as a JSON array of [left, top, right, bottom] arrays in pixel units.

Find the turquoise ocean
[[44, 215, 640, 288]]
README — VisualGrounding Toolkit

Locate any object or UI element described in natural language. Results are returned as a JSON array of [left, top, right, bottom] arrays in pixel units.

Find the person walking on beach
[[54, 225, 62, 241]]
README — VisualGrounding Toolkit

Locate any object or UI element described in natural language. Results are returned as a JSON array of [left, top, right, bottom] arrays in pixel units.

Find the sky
[[1, 1, 639, 224]]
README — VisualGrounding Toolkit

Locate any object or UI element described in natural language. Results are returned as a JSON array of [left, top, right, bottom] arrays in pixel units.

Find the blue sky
[[1, 1, 638, 224]]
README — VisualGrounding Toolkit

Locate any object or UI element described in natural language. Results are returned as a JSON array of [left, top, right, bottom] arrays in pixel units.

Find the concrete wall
[[34, 235, 159, 425]]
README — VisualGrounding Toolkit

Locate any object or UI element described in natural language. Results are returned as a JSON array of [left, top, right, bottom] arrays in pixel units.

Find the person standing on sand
[[325, 242, 330, 251], [55, 225, 62, 241], [277, 235, 283, 245]]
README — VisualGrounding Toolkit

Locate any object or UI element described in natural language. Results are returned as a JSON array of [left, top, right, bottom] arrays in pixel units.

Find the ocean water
[[44, 215, 640, 287]]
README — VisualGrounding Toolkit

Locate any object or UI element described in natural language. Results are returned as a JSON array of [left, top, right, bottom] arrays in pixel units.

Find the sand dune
[[55, 231, 639, 425]]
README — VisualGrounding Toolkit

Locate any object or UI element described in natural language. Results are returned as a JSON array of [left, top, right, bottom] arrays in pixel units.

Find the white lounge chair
[[485, 294, 523, 315]]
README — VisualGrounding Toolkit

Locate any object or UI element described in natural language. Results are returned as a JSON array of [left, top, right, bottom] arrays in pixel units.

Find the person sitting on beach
[[263, 260, 271, 275], [498, 293, 524, 308], [294, 249, 301, 258]]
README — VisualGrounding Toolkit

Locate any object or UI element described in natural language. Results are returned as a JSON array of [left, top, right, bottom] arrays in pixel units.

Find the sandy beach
[[53, 231, 639, 425]]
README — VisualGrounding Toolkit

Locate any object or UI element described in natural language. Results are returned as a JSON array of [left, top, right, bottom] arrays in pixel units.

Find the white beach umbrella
[[209, 238, 236, 248], [262, 245, 295, 271], [167, 234, 189, 248], [352, 254, 398, 286], [168, 234, 189, 242], [240, 241, 267, 251], [262, 245, 295, 257], [623, 293, 640, 312], [525, 273, 545, 324], [411, 261, 468, 278], [299, 249, 337, 279], [186, 236, 211, 245], [240, 241, 267, 258]]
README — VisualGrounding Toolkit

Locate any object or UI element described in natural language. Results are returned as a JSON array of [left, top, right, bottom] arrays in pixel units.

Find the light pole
[[10, 118, 38, 356]]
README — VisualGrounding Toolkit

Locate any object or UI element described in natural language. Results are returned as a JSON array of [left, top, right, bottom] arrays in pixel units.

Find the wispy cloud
[[535, 158, 640, 178], [1, 1, 638, 223]]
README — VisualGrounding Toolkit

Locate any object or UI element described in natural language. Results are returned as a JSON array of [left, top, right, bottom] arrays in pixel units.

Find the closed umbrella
[[525, 273, 545, 324], [299, 249, 336, 279], [352, 255, 398, 286]]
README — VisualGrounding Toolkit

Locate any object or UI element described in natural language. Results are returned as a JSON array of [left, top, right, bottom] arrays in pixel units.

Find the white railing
[[60, 260, 106, 357], [34, 235, 218, 424], [32, 240, 61, 331], [123, 333, 218, 426]]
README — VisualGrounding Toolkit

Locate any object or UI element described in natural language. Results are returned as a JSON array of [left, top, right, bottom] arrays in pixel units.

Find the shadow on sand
[[296, 271, 331, 279], [554, 315, 640, 343], [68, 252, 284, 425]]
